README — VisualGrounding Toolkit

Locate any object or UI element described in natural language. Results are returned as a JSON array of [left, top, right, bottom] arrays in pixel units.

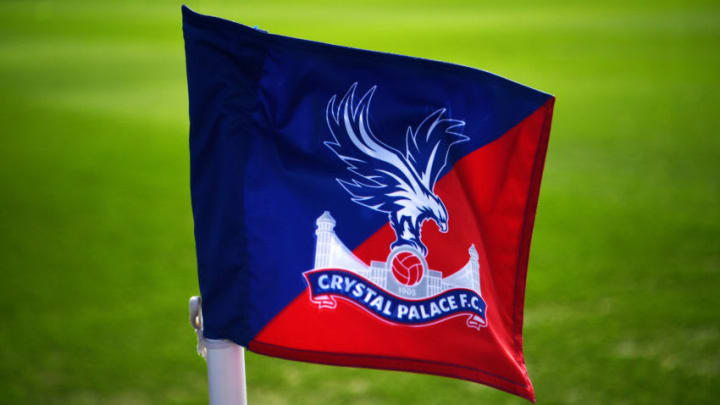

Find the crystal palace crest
[[303, 84, 488, 330]]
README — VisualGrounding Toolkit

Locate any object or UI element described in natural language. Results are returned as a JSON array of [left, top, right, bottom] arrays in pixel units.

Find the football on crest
[[391, 251, 424, 286]]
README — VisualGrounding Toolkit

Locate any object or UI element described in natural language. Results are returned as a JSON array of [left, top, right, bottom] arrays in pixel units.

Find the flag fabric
[[183, 6, 554, 402]]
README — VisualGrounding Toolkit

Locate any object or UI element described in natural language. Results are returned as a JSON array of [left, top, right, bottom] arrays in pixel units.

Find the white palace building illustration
[[313, 211, 482, 300]]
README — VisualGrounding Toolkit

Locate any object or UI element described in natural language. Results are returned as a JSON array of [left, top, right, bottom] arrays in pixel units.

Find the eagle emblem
[[325, 83, 469, 256]]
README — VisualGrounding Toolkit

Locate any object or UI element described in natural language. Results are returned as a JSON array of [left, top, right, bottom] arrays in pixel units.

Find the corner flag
[[183, 6, 554, 401]]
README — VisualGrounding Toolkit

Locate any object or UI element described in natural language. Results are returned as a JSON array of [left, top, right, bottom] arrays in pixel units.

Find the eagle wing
[[405, 108, 468, 190], [325, 84, 425, 214]]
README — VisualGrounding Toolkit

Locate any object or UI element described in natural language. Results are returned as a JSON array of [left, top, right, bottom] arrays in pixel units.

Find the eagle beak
[[440, 223, 448, 233]]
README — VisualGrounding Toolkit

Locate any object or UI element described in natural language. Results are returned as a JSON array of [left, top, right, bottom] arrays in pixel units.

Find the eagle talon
[[390, 239, 427, 256]]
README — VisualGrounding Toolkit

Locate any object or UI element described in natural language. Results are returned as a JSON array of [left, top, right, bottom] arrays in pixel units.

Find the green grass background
[[1, 0, 718, 404]]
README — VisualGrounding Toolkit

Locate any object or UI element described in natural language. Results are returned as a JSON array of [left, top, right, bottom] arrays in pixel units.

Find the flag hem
[[180, 5, 552, 99], [248, 339, 534, 402], [509, 96, 556, 401]]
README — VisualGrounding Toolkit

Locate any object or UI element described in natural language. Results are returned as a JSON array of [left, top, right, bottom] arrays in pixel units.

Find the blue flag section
[[183, 5, 554, 401]]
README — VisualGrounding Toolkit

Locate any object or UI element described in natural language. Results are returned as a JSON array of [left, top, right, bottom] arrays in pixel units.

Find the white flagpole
[[190, 296, 248, 405]]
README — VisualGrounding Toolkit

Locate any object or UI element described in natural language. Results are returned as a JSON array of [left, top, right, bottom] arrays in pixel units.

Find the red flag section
[[250, 98, 554, 402]]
